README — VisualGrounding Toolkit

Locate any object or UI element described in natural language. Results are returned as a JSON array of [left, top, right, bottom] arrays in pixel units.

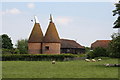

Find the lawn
[[2, 58, 119, 78]]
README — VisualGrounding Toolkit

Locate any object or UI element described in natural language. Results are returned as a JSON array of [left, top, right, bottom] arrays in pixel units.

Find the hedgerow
[[2, 54, 77, 61]]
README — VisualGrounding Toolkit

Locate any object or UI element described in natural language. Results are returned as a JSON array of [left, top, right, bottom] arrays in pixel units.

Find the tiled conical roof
[[43, 15, 60, 43], [28, 16, 43, 43]]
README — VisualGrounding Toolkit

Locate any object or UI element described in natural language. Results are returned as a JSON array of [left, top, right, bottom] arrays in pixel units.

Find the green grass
[[2, 58, 119, 78]]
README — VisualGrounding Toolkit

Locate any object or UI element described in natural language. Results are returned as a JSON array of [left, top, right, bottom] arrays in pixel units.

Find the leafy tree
[[16, 39, 28, 54], [93, 47, 108, 57], [108, 33, 120, 58], [14, 48, 20, 54], [87, 47, 109, 58], [2, 49, 13, 54], [113, 1, 120, 28], [87, 51, 95, 59], [85, 47, 91, 53], [110, 2, 120, 58], [1, 34, 13, 49]]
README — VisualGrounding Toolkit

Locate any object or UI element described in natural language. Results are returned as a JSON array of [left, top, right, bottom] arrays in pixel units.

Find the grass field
[[2, 58, 119, 78]]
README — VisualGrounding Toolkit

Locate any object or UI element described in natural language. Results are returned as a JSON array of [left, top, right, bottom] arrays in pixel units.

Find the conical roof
[[28, 16, 43, 43], [43, 15, 60, 43]]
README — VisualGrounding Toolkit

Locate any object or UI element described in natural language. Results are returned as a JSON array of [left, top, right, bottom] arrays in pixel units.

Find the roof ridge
[[97, 40, 111, 42]]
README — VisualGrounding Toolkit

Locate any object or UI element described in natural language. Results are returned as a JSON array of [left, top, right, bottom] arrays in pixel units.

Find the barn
[[91, 40, 111, 50], [61, 39, 85, 54]]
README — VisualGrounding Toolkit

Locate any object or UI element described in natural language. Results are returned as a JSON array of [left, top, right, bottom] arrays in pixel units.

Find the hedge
[[2, 54, 78, 61]]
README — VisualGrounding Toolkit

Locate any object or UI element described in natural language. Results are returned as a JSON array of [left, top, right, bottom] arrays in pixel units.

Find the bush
[[93, 47, 109, 57], [14, 48, 20, 54], [108, 33, 120, 58], [77, 54, 87, 57], [16, 39, 28, 54], [86, 51, 95, 59], [2, 49, 14, 54], [2, 48, 20, 54], [109, 52, 120, 58], [2, 54, 77, 61], [87, 47, 109, 58]]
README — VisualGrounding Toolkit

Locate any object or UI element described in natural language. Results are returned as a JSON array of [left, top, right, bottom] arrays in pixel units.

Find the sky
[[0, 2, 119, 47]]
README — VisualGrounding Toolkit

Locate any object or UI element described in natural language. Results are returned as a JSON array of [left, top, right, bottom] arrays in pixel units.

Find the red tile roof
[[91, 40, 111, 49]]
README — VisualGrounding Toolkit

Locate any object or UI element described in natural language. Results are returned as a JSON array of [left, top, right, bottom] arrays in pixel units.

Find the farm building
[[28, 15, 85, 54], [61, 39, 85, 54], [91, 40, 111, 50]]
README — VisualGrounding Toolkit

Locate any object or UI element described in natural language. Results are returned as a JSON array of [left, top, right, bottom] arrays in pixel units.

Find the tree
[[110, 1, 120, 58], [16, 39, 28, 54], [108, 33, 120, 58], [85, 47, 91, 53], [87, 47, 109, 59], [93, 47, 109, 57], [1, 34, 13, 49], [113, 1, 120, 28], [87, 51, 95, 59]]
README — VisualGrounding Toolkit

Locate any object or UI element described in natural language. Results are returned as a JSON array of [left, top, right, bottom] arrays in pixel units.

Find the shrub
[[93, 47, 109, 57], [2, 49, 13, 54], [108, 33, 120, 58], [16, 39, 28, 54], [77, 54, 87, 57], [2, 48, 20, 54], [85, 47, 91, 53], [86, 51, 95, 59], [14, 48, 20, 54], [2, 54, 77, 61], [87, 47, 109, 58]]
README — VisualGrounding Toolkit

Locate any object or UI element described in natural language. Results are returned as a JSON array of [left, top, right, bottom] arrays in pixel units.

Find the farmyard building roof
[[28, 22, 43, 43], [61, 39, 84, 48], [91, 40, 111, 49], [43, 15, 60, 43]]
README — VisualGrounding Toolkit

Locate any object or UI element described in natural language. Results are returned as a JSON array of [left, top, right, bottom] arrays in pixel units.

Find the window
[[45, 46, 49, 50]]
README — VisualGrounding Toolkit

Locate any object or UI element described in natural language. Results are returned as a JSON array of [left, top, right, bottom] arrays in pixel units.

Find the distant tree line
[[0, 34, 28, 54]]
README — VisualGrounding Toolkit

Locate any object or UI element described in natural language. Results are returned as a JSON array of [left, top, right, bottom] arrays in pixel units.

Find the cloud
[[55, 16, 73, 25], [115, 0, 119, 3], [0, 8, 21, 15], [27, 3, 35, 9], [7, 8, 21, 14], [0, 11, 5, 15]]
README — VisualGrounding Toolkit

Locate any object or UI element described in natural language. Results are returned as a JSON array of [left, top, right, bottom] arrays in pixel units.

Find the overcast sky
[[0, 2, 118, 47]]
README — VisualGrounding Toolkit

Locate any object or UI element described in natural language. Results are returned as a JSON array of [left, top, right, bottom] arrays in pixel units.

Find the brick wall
[[42, 43, 60, 54], [28, 43, 42, 54]]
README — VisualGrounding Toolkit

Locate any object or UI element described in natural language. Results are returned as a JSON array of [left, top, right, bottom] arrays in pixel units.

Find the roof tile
[[28, 23, 43, 43]]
